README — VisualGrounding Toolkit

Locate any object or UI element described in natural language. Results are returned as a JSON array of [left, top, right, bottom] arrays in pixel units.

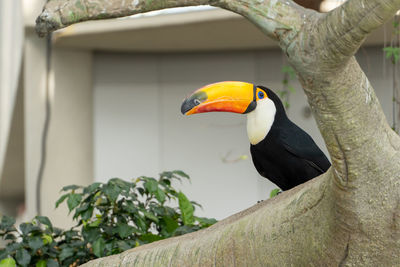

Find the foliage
[[0, 171, 217, 266], [383, 46, 400, 64], [382, 15, 399, 64], [0, 216, 61, 267], [279, 65, 296, 109], [269, 188, 281, 198]]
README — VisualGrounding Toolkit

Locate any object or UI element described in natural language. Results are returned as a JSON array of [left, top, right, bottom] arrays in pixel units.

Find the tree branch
[[278, 0, 400, 188], [35, 0, 307, 42], [82, 173, 350, 266], [322, 0, 400, 62]]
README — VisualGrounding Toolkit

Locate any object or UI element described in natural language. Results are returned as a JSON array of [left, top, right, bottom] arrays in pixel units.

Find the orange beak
[[181, 81, 257, 115]]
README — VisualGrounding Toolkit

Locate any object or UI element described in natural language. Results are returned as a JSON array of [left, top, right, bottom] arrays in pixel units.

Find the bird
[[180, 81, 331, 191]]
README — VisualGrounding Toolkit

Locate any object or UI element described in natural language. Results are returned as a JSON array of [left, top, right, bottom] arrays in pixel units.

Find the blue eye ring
[[258, 91, 265, 99]]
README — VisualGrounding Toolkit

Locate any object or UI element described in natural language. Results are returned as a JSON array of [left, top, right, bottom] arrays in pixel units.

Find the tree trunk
[[36, 0, 400, 266]]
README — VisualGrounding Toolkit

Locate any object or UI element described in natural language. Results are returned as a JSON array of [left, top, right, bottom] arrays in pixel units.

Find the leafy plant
[[383, 46, 400, 64], [0, 216, 62, 267], [0, 171, 217, 266], [279, 65, 296, 109]]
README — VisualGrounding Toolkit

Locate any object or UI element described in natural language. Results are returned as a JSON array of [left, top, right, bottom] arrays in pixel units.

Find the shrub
[[0, 171, 217, 266]]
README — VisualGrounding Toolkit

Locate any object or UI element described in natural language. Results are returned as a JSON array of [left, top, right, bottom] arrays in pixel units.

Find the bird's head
[[181, 81, 283, 145]]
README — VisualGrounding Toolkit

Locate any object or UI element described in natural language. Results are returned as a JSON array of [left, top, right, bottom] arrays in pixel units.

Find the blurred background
[[0, 0, 396, 230]]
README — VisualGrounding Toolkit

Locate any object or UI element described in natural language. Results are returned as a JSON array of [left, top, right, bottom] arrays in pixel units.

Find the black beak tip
[[181, 91, 206, 115], [181, 99, 192, 115]]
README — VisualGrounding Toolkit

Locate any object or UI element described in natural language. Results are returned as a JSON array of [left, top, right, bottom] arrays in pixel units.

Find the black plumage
[[250, 86, 331, 190]]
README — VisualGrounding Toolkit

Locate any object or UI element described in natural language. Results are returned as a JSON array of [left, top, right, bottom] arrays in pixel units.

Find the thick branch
[[280, 1, 400, 188], [82, 173, 351, 266], [322, 0, 400, 62], [35, 0, 306, 42]]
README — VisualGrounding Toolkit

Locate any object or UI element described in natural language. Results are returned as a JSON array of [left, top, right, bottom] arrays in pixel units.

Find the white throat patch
[[246, 98, 276, 145]]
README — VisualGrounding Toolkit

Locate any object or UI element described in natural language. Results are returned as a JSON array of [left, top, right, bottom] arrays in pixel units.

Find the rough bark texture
[[36, 0, 400, 266]]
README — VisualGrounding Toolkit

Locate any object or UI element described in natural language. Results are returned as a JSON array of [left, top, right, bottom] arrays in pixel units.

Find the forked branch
[[36, 0, 306, 42], [322, 0, 400, 62]]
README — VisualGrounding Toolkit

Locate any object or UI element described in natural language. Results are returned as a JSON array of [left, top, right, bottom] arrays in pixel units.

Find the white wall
[[93, 51, 314, 221], [39, 48, 93, 228], [0, 0, 24, 183], [23, 32, 94, 227], [93, 47, 393, 220]]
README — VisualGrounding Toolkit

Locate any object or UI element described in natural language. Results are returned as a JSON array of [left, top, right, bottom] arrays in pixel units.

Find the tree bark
[[36, 0, 400, 266]]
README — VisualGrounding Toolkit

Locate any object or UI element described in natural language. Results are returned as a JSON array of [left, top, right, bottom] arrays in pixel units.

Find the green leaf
[[384, 47, 393, 58], [190, 201, 202, 209], [89, 218, 101, 227], [172, 170, 190, 179], [83, 182, 102, 194], [93, 238, 106, 258], [282, 65, 296, 79], [15, 249, 31, 266], [5, 243, 22, 253], [116, 223, 135, 239], [19, 223, 40, 235], [159, 172, 173, 179], [61, 185, 81, 191], [178, 192, 194, 225], [67, 194, 82, 212], [0, 216, 15, 230], [160, 179, 171, 187], [195, 216, 217, 227], [269, 188, 281, 198], [108, 178, 131, 190], [0, 258, 16, 267], [46, 259, 59, 267], [137, 188, 145, 196], [123, 202, 138, 214], [42, 234, 53, 245], [28, 236, 44, 251], [103, 184, 121, 202], [383, 46, 400, 64], [0, 250, 7, 261], [115, 240, 132, 251], [154, 189, 166, 203], [35, 216, 53, 230], [139, 233, 163, 243], [144, 179, 158, 193], [161, 216, 179, 234], [143, 211, 159, 223], [55, 194, 69, 208], [36, 260, 46, 267], [73, 202, 91, 220], [82, 227, 101, 243], [134, 217, 147, 232], [81, 206, 94, 221], [59, 247, 74, 262], [174, 225, 200, 236]]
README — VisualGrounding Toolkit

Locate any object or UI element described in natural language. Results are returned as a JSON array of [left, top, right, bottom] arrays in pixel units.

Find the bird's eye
[[193, 99, 201, 106], [258, 91, 265, 99]]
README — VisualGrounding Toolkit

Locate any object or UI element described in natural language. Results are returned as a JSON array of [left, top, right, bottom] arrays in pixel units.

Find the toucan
[[180, 81, 331, 191]]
